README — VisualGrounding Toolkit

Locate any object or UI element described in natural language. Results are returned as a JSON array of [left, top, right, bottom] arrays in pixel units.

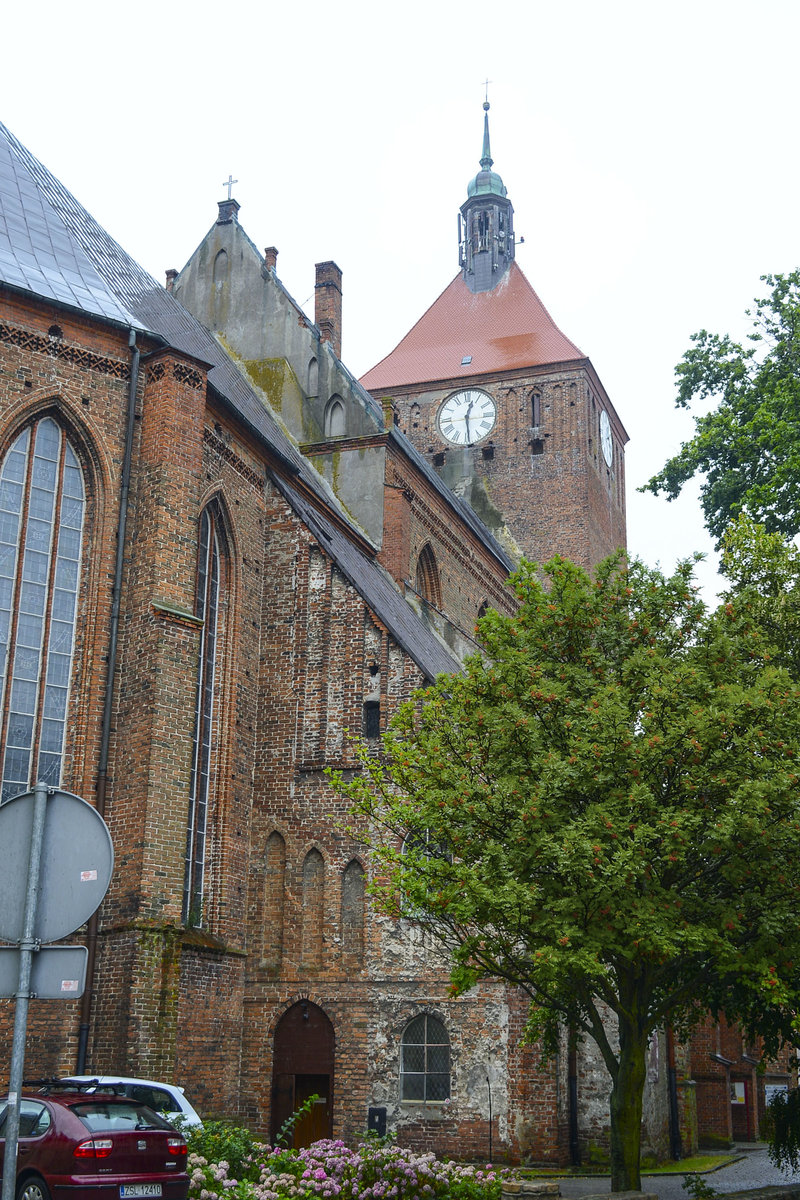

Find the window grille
[[401, 1014, 450, 1102]]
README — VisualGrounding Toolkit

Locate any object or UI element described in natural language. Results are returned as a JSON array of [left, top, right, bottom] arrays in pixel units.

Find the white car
[[58, 1075, 203, 1127]]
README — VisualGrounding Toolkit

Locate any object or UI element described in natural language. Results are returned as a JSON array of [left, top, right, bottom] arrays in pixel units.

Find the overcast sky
[[3, 0, 798, 602]]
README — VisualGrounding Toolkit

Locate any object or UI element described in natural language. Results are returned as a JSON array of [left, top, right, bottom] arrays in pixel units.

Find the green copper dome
[[467, 102, 507, 198]]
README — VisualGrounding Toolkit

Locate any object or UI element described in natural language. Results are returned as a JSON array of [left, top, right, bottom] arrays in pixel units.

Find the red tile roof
[[360, 261, 585, 391]]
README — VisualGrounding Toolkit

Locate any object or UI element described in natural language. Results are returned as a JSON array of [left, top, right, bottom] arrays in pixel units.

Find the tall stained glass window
[[0, 418, 85, 803], [183, 506, 221, 926]]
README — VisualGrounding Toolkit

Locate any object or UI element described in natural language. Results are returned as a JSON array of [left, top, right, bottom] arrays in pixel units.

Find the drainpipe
[[76, 328, 140, 1072], [568, 1027, 581, 1167], [666, 1025, 683, 1160]]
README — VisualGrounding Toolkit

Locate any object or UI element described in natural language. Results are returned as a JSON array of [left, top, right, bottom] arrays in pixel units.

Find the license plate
[[120, 1187, 162, 1198]]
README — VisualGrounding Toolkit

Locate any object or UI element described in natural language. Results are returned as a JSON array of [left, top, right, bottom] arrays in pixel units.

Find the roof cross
[[483, 78, 492, 105], [222, 175, 238, 200]]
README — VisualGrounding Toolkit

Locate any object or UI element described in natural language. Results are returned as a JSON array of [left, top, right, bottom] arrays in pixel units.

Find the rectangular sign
[[0, 945, 88, 999]]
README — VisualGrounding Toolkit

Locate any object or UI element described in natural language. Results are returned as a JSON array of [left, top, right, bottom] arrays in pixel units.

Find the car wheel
[[16, 1178, 51, 1200]]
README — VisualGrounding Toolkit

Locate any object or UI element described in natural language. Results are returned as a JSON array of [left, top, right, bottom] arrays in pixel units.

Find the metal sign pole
[[1, 781, 48, 1200]]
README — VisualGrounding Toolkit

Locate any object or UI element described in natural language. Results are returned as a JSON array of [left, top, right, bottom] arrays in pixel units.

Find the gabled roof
[[360, 261, 585, 392], [0, 122, 471, 681]]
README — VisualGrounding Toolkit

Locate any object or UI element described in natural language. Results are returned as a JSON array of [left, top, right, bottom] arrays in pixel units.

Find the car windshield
[[70, 1102, 173, 1132]]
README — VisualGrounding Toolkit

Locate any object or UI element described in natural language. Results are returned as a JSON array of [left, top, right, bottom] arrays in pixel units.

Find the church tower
[[361, 103, 628, 571], [459, 101, 515, 292]]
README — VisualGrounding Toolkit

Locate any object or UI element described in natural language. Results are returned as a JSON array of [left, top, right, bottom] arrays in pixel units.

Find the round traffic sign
[[0, 788, 113, 943]]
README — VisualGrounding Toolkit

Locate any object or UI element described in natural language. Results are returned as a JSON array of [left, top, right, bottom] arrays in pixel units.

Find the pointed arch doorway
[[271, 1001, 334, 1147]]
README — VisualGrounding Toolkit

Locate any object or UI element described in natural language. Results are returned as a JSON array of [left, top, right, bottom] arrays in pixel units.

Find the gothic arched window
[[183, 505, 224, 926], [308, 357, 319, 397], [341, 859, 365, 962], [263, 831, 287, 973], [400, 1014, 450, 1102], [302, 848, 325, 972], [415, 543, 442, 608], [0, 418, 86, 803], [324, 396, 346, 437]]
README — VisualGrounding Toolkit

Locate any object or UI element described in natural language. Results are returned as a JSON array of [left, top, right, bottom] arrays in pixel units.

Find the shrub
[[185, 1119, 266, 1184], [185, 1129, 508, 1200]]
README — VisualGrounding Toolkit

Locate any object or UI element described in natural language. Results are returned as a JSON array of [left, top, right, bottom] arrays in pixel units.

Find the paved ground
[[554, 1147, 797, 1200]]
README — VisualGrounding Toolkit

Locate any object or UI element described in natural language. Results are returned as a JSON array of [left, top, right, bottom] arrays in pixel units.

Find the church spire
[[458, 100, 515, 294], [480, 100, 493, 170]]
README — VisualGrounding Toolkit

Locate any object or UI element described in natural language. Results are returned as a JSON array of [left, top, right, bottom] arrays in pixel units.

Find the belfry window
[[0, 418, 85, 803], [401, 1014, 451, 1102], [184, 506, 222, 926]]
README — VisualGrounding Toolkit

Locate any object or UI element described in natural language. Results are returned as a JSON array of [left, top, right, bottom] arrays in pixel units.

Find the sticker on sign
[[81, 870, 98, 882]]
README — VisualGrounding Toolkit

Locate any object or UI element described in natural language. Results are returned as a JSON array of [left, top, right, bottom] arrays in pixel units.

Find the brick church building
[[0, 109, 788, 1161]]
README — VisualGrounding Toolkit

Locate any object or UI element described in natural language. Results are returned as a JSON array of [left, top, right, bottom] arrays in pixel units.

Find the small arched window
[[415, 543, 441, 608], [184, 505, 224, 926], [341, 859, 365, 962], [302, 848, 325, 972], [263, 831, 287, 973], [401, 1014, 450, 1102], [324, 396, 346, 437], [531, 390, 542, 427], [0, 417, 86, 802], [308, 357, 319, 396]]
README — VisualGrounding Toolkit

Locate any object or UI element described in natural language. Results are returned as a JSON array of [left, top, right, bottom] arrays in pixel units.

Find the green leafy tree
[[642, 270, 800, 544], [332, 553, 800, 1191], [720, 514, 800, 676]]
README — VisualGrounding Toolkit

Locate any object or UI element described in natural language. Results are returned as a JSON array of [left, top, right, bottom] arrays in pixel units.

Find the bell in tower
[[458, 101, 515, 293]]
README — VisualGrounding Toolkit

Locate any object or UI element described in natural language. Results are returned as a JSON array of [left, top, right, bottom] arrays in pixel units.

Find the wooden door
[[271, 1002, 335, 1146]]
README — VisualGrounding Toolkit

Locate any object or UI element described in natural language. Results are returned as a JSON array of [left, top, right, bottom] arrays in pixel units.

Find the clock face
[[600, 410, 613, 467], [438, 389, 497, 446]]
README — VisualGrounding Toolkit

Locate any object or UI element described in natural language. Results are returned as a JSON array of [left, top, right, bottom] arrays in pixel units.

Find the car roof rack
[[22, 1077, 129, 1095]]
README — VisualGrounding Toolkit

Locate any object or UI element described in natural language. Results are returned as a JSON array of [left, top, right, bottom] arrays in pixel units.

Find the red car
[[0, 1086, 189, 1200]]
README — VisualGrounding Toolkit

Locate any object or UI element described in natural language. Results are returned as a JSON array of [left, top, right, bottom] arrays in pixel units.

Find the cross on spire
[[483, 78, 492, 105], [222, 175, 238, 200]]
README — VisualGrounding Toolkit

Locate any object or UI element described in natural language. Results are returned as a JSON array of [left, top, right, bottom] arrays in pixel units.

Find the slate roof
[[0, 130, 142, 328], [0, 121, 467, 680], [360, 260, 585, 391]]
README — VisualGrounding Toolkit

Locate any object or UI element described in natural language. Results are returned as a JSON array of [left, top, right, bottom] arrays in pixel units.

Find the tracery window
[[400, 1014, 450, 1102], [183, 505, 223, 926], [0, 418, 85, 803]]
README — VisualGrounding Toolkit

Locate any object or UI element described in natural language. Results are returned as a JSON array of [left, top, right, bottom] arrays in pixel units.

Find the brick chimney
[[264, 247, 279, 272], [165, 269, 178, 293], [315, 261, 342, 359]]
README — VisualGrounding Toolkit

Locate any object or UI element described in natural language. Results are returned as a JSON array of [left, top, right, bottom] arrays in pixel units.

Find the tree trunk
[[608, 1022, 648, 1191]]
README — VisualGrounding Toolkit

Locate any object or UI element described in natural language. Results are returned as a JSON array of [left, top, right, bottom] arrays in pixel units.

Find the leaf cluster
[[332, 552, 800, 1075], [764, 1088, 800, 1173], [642, 271, 800, 544]]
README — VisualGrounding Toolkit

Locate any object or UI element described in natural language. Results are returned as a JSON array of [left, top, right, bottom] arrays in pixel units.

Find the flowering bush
[[185, 1131, 506, 1200]]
